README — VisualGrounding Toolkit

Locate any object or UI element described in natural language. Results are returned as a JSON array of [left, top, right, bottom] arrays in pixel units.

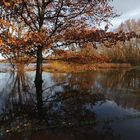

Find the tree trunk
[[34, 46, 43, 119], [35, 46, 43, 84]]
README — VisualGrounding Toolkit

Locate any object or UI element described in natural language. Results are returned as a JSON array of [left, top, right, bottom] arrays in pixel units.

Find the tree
[[0, 1, 139, 109], [107, 19, 140, 64], [0, 0, 117, 95]]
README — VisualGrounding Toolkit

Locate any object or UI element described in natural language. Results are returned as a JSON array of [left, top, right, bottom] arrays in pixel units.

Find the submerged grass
[[43, 61, 96, 73], [0, 61, 132, 73], [42, 61, 131, 73]]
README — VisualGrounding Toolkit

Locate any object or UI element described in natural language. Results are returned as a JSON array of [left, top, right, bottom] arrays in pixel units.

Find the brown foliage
[[0, 21, 34, 65], [64, 28, 139, 47], [53, 45, 108, 64], [0, 0, 116, 48]]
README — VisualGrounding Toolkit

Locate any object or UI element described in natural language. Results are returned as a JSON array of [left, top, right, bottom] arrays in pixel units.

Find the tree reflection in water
[[0, 69, 140, 140], [0, 70, 35, 126], [0, 71, 105, 130]]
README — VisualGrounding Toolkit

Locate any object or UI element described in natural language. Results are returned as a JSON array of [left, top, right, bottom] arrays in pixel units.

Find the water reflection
[[0, 69, 140, 140], [0, 71, 36, 128]]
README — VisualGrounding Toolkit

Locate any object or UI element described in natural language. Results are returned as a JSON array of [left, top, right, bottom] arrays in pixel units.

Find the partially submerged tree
[[0, 1, 139, 104], [0, 0, 118, 97]]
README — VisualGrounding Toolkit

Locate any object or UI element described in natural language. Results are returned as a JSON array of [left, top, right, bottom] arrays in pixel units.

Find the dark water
[[0, 65, 140, 140]]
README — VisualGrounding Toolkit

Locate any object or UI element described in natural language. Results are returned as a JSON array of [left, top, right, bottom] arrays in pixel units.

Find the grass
[[43, 61, 131, 73], [0, 61, 132, 74], [100, 41, 140, 65], [43, 61, 96, 73]]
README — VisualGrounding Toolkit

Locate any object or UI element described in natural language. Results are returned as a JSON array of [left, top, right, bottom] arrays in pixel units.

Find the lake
[[0, 63, 140, 140]]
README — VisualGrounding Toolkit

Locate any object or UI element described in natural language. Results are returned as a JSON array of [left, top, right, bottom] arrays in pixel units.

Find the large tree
[[0, 1, 117, 109], [0, 0, 116, 83]]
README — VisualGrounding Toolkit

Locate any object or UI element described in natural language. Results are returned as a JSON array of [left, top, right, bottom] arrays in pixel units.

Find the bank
[[42, 61, 132, 73]]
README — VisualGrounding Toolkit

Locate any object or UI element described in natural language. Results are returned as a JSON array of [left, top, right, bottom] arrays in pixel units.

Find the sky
[[0, 0, 140, 59], [110, 0, 140, 29]]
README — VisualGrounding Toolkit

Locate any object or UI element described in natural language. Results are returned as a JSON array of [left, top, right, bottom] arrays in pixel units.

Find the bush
[[101, 41, 140, 65]]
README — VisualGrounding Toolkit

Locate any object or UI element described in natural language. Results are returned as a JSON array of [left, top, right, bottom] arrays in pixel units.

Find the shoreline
[[0, 62, 133, 73], [36, 62, 132, 73]]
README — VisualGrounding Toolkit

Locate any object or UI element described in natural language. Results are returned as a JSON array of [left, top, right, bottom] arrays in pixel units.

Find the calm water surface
[[0, 64, 140, 140]]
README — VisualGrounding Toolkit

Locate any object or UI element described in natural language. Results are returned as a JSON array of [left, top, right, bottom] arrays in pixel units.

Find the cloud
[[110, 8, 140, 29], [110, 0, 140, 29]]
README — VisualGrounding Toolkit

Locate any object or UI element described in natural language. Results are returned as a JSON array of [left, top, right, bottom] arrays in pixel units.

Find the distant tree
[[116, 19, 140, 47], [115, 19, 140, 63]]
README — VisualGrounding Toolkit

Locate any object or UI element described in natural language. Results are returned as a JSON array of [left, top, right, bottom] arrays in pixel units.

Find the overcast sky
[[110, 0, 140, 29]]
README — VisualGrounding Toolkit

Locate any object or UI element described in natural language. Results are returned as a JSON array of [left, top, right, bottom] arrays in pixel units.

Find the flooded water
[[0, 64, 140, 140]]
